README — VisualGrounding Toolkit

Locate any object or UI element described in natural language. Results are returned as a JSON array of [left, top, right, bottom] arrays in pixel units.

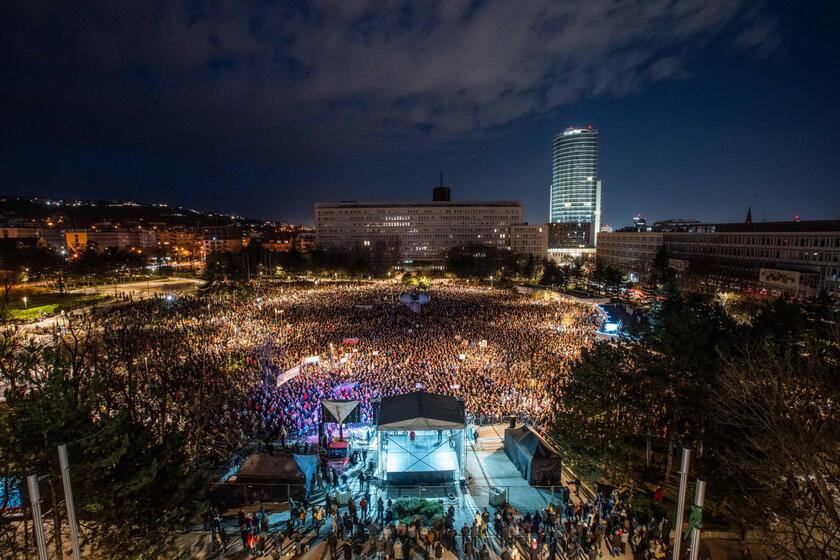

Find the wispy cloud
[[2, 0, 778, 155]]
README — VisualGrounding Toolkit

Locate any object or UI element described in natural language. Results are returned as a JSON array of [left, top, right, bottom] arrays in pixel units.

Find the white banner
[[277, 355, 320, 386], [277, 365, 301, 387]]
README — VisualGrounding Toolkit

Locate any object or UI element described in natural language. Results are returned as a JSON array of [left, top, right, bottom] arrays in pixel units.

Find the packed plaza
[[49, 278, 668, 560], [157, 280, 675, 559], [93, 280, 603, 458], [238, 283, 601, 440], [4, 265, 836, 560]]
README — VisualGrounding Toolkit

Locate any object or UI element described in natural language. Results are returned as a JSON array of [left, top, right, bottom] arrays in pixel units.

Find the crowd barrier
[[207, 481, 587, 513]]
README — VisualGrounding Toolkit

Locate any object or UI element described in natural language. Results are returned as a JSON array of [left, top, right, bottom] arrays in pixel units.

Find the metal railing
[[206, 481, 588, 512], [209, 482, 307, 509]]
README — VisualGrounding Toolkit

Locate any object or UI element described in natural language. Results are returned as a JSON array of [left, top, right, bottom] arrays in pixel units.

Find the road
[[23, 277, 204, 332], [71, 276, 203, 299]]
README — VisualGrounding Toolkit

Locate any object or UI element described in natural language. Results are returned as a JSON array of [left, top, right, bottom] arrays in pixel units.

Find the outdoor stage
[[376, 391, 466, 486], [382, 431, 459, 484]]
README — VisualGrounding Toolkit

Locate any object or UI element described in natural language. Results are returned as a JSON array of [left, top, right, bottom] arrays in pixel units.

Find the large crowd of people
[[22, 278, 604, 478], [232, 282, 602, 441], [84, 279, 678, 559], [46, 280, 599, 469]]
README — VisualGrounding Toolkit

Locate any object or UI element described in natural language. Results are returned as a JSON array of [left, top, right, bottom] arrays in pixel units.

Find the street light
[[22, 296, 28, 309]]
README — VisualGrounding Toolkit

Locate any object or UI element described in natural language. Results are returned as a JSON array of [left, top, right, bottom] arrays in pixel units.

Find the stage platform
[[383, 431, 458, 485]]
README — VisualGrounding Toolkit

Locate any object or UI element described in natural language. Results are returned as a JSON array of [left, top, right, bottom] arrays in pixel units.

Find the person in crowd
[[325, 532, 337, 560]]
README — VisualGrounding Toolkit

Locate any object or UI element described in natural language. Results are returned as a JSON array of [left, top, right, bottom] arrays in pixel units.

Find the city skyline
[[3, 1, 839, 228]]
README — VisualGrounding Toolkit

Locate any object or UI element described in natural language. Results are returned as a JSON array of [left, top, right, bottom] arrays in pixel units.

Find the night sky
[[2, 1, 839, 228]]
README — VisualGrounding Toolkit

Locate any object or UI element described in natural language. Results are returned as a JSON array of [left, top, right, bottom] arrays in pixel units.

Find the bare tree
[[0, 269, 23, 313], [713, 330, 840, 560]]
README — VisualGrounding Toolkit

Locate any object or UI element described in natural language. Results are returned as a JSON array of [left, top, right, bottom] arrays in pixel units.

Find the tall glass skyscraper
[[549, 126, 601, 245]]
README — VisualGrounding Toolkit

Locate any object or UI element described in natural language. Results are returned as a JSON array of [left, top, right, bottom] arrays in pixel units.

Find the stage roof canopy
[[377, 391, 465, 431], [321, 399, 361, 424]]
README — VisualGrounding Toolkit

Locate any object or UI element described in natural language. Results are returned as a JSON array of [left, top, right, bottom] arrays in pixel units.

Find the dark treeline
[[206, 242, 627, 295]]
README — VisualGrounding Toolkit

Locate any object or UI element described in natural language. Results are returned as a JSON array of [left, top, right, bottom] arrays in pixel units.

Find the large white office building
[[315, 190, 523, 264]]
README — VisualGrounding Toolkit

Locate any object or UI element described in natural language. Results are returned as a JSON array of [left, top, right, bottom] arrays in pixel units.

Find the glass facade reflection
[[549, 127, 600, 244]]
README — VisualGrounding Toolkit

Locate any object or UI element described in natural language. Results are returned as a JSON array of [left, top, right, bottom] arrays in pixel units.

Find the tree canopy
[[549, 283, 840, 559]]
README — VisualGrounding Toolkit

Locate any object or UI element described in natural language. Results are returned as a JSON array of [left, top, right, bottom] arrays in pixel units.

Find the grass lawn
[[3, 292, 109, 321]]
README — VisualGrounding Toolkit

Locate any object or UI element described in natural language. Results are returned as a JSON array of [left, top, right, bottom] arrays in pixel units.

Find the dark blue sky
[[2, 1, 838, 228]]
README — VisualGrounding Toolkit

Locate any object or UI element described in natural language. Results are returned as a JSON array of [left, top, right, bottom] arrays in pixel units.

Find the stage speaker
[[509, 417, 517, 429]]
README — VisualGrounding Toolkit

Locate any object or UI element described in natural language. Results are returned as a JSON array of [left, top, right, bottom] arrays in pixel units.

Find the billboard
[[759, 268, 800, 290], [668, 259, 689, 272]]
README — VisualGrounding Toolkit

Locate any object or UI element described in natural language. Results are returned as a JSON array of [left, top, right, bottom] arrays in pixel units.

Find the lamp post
[[688, 479, 707, 560], [673, 448, 692, 560], [58, 445, 82, 560], [27, 475, 48, 560], [22, 296, 28, 309]]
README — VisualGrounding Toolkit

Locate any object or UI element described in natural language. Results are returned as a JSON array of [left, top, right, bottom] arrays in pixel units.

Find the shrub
[[392, 497, 443, 525]]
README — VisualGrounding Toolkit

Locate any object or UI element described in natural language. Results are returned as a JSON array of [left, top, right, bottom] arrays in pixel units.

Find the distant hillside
[[0, 196, 268, 228]]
